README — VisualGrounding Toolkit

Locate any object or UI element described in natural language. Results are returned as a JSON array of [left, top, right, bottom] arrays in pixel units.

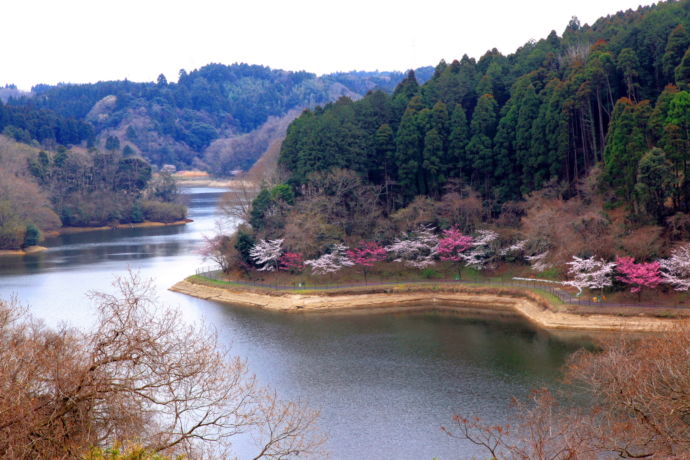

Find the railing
[[192, 266, 686, 310]]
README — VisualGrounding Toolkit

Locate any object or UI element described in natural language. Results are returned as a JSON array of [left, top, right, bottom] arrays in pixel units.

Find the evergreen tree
[[662, 25, 690, 82], [675, 47, 690, 89], [447, 105, 470, 179], [635, 147, 673, 222], [466, 94, 498, 190], [395, 102, 423, 198], [422, 128, 444, 196], [618, 48, 641, 101], [603, 98, 651, 200]]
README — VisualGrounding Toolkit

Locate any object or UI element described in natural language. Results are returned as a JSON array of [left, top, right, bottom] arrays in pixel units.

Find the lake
[[0, 187, 590, 459]]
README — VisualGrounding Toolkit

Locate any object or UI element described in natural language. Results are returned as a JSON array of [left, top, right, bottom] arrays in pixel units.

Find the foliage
[[445, 324, 690, 458], [0, 272, 325, 458], [615, 256, 662, 295], [303, 243, 354, 275], [461, 229, 499, 270], [564, 255, 616, 295], [5, 64, 431, 169], [659, 243, 690, 290], [436, 227, 473, 263], [249, 238, 284, 271], [386, 226, 438, 268], [278, 252, 305, 273], [140, 200, 187, 223], [22, 223, 40, 248], [346, 241, 387, 281]]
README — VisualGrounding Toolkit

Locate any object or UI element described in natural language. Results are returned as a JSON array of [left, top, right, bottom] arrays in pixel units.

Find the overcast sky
[[2, 0, 656, 90]]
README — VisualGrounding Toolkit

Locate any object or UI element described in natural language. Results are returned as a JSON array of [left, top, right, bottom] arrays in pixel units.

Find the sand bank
[[171, 279, 683, 332]]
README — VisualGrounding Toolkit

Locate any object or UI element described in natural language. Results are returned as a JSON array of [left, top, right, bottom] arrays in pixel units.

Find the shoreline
[[170, 278, 685, 332], [0, 245, 48, 257], [176, 179, 248, 188], [45, 219, 192, 237]]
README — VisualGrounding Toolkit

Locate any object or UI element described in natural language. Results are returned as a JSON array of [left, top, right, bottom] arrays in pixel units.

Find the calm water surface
[[0, 187, 590, 459]]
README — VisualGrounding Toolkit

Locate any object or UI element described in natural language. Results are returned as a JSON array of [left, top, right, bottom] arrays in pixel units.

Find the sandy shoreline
[[177, 179, 249, 188], [170, 279, 683, 332], [0, 246, 48, 257], [45, 219, 192, 236]]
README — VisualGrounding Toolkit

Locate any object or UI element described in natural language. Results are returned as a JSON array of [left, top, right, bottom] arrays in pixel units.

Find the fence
[[193, 266, 685, 310]]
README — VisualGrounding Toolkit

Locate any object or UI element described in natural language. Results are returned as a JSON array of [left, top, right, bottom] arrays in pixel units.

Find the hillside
[[234, 0, 690, 272], [4, 65, 433, 173], [0, 135, 186, 250]]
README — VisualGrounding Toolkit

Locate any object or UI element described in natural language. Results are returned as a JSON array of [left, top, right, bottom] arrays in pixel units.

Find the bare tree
[[0, 272, 325, 459], [444, 323, 690, 459], [218, 179, 261, 223]]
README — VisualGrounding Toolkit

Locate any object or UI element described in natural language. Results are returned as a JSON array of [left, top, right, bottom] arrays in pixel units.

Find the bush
[[140, 200, 187, 223], [22, 224, 40, 248]]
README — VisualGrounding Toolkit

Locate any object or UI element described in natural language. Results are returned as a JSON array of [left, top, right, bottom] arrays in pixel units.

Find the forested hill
[[280, 0, 690, 215], [3, 65, 433, 173]]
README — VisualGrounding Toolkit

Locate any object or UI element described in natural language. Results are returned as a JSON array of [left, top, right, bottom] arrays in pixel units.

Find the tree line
[[5, 64, 432, 169], [279, 0, 690, 220]]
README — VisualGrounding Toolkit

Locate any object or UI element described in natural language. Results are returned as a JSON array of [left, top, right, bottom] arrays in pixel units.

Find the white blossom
[[461, 229, 499, 270], [563, 255, 616, 295], [526, 251, 552, 272], [499, 239, 527, 257], [659, 244, 690, 291], [304, 243, 354, 275], [386, 226, 438, 269], [249, 238, 284, 271]]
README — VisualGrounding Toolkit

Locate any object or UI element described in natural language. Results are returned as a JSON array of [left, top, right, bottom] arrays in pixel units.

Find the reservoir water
[[0, 187, 589, 459]]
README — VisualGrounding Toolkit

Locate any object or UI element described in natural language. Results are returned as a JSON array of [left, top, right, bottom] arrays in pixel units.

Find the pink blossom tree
[[435, 227, 473, 279], [659, 244, 690, 291], [615, 256, 662, 301], [278, 252, 305, 273], [346, 241, 387, 282], [304, 244, 354, 276], [249, 238, 284, 272], [564, 255, 616, 296], [386, 226, 438, 269]]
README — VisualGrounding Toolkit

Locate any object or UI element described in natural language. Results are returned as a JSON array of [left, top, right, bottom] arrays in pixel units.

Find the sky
[[2, 0, 658, 91]]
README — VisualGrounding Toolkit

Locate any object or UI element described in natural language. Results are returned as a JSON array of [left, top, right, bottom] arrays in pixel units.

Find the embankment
[[171, 278, 684, 332], [47, 219, 192, 236]]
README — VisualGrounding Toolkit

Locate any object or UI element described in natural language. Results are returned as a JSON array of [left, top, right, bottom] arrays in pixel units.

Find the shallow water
[[0, 187, 589, 459]]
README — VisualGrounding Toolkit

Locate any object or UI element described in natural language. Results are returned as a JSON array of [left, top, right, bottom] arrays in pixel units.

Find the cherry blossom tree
[[304, 244, 354, 276], [386, 226, 438, 269], [615, 256, 662, 300], [278, 252, 305, 273], [659, 244, 690, 291], [346, 241, 387, 282], [461, 230, 499, 270], [564, 255, 616, 296], [499, 239, 527, 259], [436, 227, 473, 278], [249, 238, 284, 272], [525, 251, 552, 272]]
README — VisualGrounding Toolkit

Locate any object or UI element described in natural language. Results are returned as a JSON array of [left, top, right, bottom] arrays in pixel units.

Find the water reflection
[[0, 187, 591, 459]]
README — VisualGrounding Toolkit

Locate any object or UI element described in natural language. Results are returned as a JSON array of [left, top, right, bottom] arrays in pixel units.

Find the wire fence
[[193, 266, 687, 310]]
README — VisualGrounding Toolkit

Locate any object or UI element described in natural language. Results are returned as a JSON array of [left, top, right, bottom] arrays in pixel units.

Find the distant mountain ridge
[[3, 64, 433, 173]]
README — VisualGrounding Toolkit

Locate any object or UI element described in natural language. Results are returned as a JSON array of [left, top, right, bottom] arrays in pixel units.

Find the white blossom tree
[[461, 229, 499, 270], [564, 255, 616, 295], [659, 244, 690, 291], [386, 226, 438, 269], [499, 239, 527, 258], [249, 239, 284, 271], [304, 243, 354, 275], [525, 251, 552, 272]]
